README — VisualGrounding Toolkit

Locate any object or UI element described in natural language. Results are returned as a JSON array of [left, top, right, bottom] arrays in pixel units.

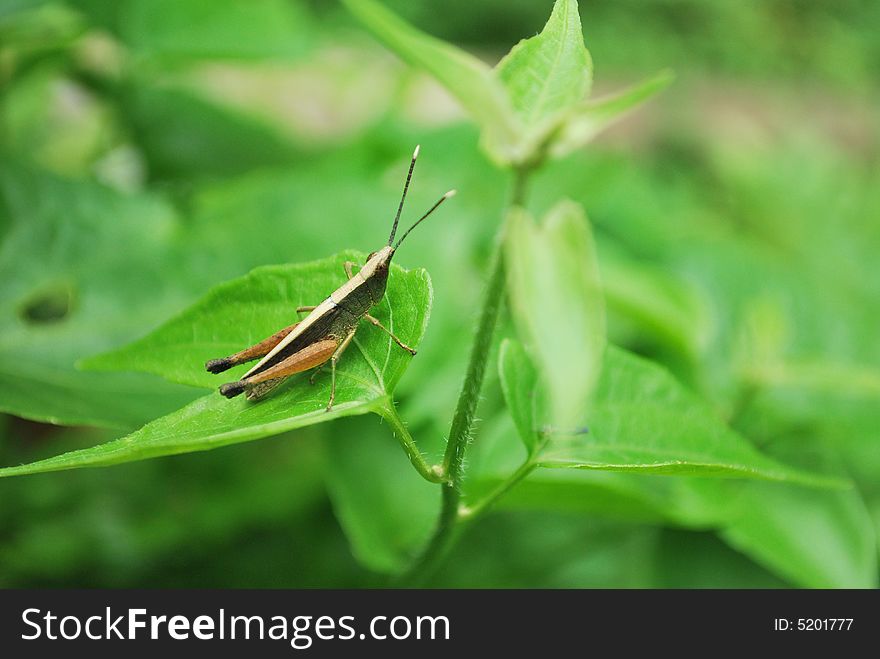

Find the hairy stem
[[401, 167, 531, 584], [379, 401, 444, 484], [401, 250, 506, 583]]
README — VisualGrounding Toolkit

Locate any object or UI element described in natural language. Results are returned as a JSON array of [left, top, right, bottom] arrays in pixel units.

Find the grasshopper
[[205, 146, 454, 410]]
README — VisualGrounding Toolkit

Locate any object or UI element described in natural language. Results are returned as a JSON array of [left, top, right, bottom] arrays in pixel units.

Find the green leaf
[[0, 163, 202, 428], [496, 0, 592, 155], [468, 408, 870, 587], [504, 200, 605, 430], [2, 252, 432, 478], [0, 367, 198, 430], [464, 412, 717, 524], [499, 339, 846, 486], [466, 407, 732, 527], [341, 0, 520, 164], [0, 391, 369, 479], [718, 438, 878, 588], [721, 480, 877, 588], [83, 250, 430, 388], [497, 336, 539, 455], [324, 416, 440, 573], [550, 69, 674, 158]]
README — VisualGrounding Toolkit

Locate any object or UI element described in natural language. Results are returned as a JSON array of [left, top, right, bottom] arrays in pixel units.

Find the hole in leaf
[[19, 283, 76, 325]]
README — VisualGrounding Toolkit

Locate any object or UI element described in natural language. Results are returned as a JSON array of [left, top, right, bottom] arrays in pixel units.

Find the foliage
[[0, 0, 877, 589], [504, 200, 605, 430]]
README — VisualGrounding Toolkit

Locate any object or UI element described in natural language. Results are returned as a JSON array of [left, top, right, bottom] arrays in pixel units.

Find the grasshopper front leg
[[363, 314, 417, 355], [344, 261, 357, 280]]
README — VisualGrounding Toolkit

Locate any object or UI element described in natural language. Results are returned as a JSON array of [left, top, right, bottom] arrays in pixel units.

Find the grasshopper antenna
[[394, 190, 456, 249], [388, 145, 420, 246]]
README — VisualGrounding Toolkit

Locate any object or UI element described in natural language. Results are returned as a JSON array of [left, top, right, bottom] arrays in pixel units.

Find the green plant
[[1, 0, 876, 589]]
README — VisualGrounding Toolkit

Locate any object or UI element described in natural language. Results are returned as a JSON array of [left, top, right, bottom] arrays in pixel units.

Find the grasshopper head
[[369, 146, 455, 305], [361, 245, 395, 303]]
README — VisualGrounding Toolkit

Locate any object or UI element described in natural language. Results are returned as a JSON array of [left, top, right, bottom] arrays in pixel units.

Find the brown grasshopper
[[205, 146, 454, 410]]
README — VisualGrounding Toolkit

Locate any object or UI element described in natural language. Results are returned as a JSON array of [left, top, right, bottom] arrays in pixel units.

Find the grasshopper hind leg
[[325, 328, 357, 412], [205, 321, 301, 374], [219, 381, 246, 398], [218, 339, 339, 401], [218, 377, 286, 401]]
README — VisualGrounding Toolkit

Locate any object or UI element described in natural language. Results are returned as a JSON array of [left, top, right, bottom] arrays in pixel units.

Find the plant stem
[[379, 402, 444, 484], [401, 167, 531, 584], [458, 430, 551, 522], [441, 246, 506, 483], [459, 459, 538, 521], [440, 167, 529, 483], [510, 165, 530, 207], [400, 248, 506, 583]]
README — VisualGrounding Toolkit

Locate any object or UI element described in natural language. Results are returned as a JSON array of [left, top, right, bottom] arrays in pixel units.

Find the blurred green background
[[1, 0, 878, 587]]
